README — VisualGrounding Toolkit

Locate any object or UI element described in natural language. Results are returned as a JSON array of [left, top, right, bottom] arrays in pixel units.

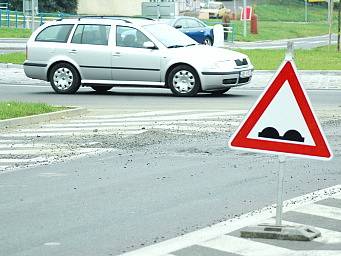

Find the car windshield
[[208, 3, 223, 9], [143, 23, 197, 48]]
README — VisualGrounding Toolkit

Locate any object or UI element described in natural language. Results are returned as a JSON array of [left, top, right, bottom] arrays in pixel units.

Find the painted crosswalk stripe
[[199, 235, 291, 256], [333, 193, 341, 200], [198, 235, 341, 256], [0, 157, 47, 163], [68, 112, 243, 123], [0, 130, 145, 137], [293, 204, 341, 221], [280, 220, 341, 245], [42, 120, 239, 128], [19, 122, 238, 133]]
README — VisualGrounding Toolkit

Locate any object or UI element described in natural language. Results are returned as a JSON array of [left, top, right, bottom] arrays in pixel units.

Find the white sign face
[[229, 60, 332, 160], [247, 81, 315, 146]]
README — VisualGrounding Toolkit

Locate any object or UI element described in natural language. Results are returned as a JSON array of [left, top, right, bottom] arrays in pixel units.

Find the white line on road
[[39, 120, 240, 129], [293, 203, 341, 221], [68, 111, 243, 123], [199, 235, 291, 256], [280, 220, 341, 245]]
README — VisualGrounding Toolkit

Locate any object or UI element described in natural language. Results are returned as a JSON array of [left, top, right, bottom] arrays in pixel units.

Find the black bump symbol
[[258, 127, 305, 143]]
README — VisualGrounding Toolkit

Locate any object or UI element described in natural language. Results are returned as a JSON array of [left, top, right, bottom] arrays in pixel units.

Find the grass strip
[[0, 52, 25, 64], [0, 28, 31, 38], [239, 45, 341, 70], [0, 101, 65, 120]]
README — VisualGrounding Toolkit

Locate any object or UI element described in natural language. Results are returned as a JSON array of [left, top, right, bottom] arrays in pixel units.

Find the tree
[[6, 0, 78, 13]]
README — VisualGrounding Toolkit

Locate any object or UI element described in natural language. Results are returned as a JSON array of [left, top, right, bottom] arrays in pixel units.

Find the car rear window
[[35, 24, 74, 43]]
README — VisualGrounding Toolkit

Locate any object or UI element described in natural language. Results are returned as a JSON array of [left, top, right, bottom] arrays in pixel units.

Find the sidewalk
[[1, 66, 341, 90]]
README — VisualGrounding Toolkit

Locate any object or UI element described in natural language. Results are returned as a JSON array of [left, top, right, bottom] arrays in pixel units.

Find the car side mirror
[[175, 25, 182, 29], [143, 41, 157, 49]]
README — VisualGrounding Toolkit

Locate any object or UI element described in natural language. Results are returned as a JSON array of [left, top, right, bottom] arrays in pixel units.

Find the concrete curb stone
[[0, 107, 88, 129]]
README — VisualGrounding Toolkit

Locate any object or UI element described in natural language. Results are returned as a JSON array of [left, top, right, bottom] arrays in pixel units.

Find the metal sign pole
[[31, 0, 35, 31], [275, 155, 286, 226], [305, 0, 308, 22], [337, 1, 341, 51], [243, 0, 247, 37]]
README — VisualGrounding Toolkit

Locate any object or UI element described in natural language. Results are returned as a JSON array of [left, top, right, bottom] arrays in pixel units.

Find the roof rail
[[77, 15, 155, 22]]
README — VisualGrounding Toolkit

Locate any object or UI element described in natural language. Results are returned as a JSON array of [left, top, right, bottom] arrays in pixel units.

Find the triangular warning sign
[[229, 60, 332, 160]]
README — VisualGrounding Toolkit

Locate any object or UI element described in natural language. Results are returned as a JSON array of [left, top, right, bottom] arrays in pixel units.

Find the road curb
[[0, 107, 87, 129], [0, 63, 23, 69]]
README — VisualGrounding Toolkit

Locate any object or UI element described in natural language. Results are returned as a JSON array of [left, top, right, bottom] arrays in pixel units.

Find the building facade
[[77, 0, 145, 16]]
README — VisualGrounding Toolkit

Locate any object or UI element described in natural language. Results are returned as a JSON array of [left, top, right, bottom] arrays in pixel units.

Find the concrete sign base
[[240, 224, 321, 241]]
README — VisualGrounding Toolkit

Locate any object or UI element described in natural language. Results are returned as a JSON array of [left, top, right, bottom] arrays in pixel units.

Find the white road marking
[[0, 143, 67, 148], [0, 157, 46, 163], [199, 235, 291, 256], [118, 186, 341, 256], [279, 220, 341, 245], [42, 120, 240, 128], [68, 111, 244, 123], [293, 203, 341, 221], [0, 130, 145, 137], [333, 193, 341, 200]]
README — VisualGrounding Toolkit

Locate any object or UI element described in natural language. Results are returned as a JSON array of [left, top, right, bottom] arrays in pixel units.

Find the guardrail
[[205, 21, 236, 43], [0, 10, 71, 29]]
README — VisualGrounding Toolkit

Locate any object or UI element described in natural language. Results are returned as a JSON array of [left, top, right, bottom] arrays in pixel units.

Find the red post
[[250, 13, 258, 34]]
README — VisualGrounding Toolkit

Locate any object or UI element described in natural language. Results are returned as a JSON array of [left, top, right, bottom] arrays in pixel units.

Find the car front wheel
[[49, 62, 80, 94], [168, 65, 201, 97], [204, 37, 213, 46]]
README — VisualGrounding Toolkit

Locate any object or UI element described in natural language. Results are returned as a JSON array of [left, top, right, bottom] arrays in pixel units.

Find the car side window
[[35, 24, 74, 43], [187, 19, 203, 28], [174, 19, 188, 29], [116, 26, 151, 48], [71, 25, 110, 45]]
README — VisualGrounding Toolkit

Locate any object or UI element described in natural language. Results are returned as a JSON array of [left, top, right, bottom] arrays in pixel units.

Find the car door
[[112, 25, 161, 84], [68, 24, 112, 81], [185, 19, 206, 44]]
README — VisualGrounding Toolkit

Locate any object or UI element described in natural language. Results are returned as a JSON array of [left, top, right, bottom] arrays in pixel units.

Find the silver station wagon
[[24, 17, 253, 96]]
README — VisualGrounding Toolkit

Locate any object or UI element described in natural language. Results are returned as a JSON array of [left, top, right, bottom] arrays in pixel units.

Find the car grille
[[235, 58, 248, 66]]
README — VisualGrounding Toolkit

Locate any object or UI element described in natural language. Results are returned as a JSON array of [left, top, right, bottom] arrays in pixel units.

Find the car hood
[[168, 45, 248, 62]]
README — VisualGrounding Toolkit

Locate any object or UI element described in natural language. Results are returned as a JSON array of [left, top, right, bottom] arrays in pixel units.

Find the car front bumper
[[200, 68, 253, 91]]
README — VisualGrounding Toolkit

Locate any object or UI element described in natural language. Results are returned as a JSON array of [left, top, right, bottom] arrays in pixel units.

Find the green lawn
[[0, 101, 64, 120], [0, 52, 25, 64], [238, 45, 341, 70], [0, 28, 31, 38], [233, 21, 337, 42], [206, 0, 338, 42]]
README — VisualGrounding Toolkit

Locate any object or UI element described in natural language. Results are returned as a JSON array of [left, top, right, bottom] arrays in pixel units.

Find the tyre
[[167, 65, 201, 97], [204, 37, 213, 46], [91, 86, 113, 93], [210, 88, 231, 95], [49, 62, 81, 94]]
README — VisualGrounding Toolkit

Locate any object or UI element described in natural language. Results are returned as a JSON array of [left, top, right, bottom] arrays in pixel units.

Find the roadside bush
[[6, 0, 78, 14]]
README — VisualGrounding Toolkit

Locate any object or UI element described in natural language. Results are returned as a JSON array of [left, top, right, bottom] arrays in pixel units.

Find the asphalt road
[[0, 84, 341, 111], [0, 83, 341, 255]]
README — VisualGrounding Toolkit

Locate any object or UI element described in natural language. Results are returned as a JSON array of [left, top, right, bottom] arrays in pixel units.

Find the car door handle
[[112, 52, 121, 56], [69, 49, 77, 54]]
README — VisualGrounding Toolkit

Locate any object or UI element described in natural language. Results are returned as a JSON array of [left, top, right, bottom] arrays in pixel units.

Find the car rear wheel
[[49, 62, 80, 94], [210, 88, 231, 95], [168, 65, 201, 97], [204, 37, 213, 46], [91, 86, 113, 93]]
